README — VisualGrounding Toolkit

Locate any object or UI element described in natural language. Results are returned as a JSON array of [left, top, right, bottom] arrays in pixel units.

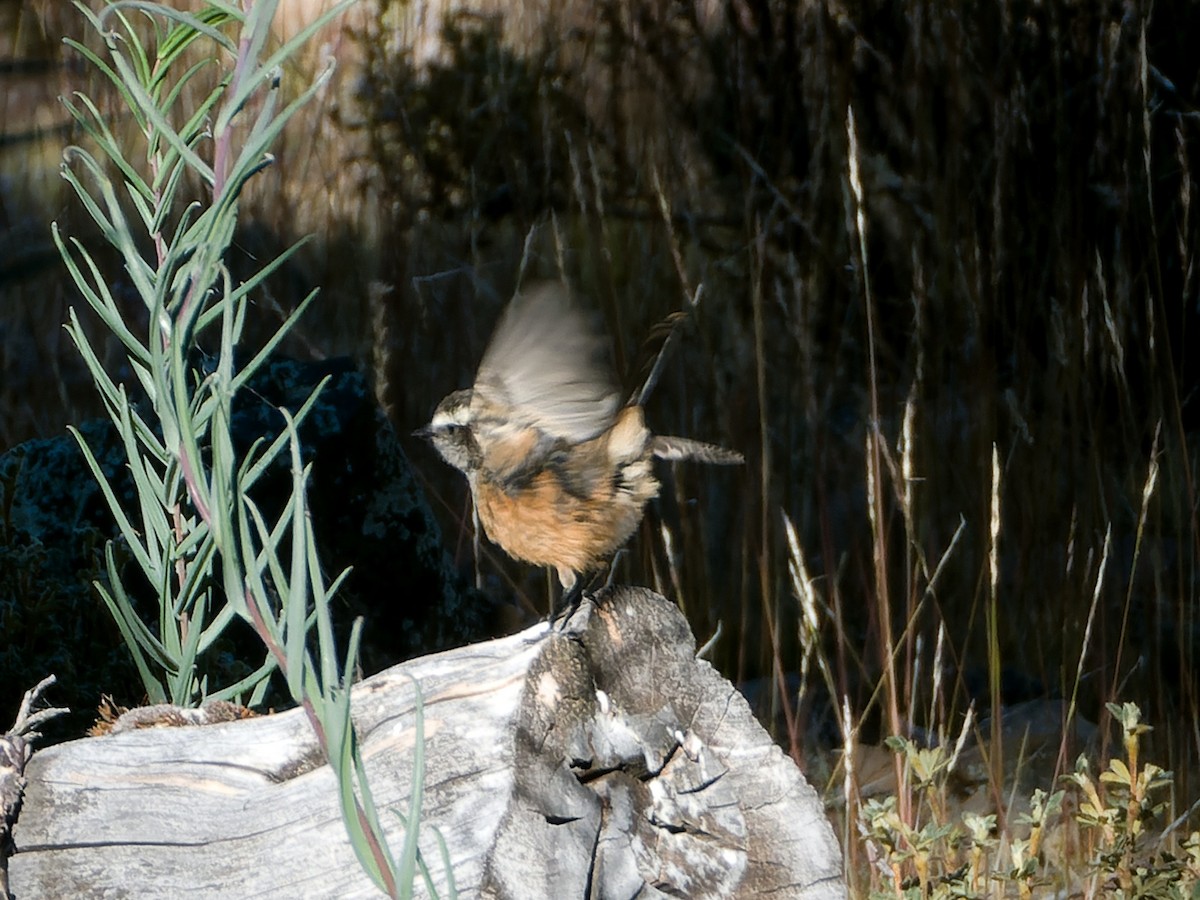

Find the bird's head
[[415, 389, 481, 475]]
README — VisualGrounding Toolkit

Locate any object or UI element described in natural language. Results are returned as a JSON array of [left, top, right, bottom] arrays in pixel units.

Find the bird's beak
[[412, 424, 434, 441]]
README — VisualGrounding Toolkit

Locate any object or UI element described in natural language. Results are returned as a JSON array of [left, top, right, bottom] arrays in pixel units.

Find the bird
[[416, 281, 742, 611]]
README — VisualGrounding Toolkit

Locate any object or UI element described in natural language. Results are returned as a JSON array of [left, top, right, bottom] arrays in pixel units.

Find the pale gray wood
[[9, 588, 844, 899]]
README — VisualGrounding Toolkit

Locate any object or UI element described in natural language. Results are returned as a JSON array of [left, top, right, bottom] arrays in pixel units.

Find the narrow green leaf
[[62, 36, 124, 100], [124, 182, 157, 233], [236, 377, 328, 492], [169, 589, 208, 704], [56, 233, 152, 367], [100, 541, 176, 672], [159, 56, 221, 137], [259, 0, 356, 74], [68, 426, 155, 577], [397, 677, 425, 892], [119, 4, 240, 70], [307, 513, 341, 695], [226, 66, 334, 192], [335, 718, 392, 891], [60, 92, 152, 199], [229, 290, 321, 392], [59, 151, 122, 244], [109, 8, 154, 93], [95, 577, 167, 704], [206, 655, 279, 705], [107, 48, 216, 184], [174, 532, 217, 616], [430, 825, 458, 900], [193, 594, 235, 654], [240, 495, 288, 649], [212, 0, 278, 136], [114, 389, 170, 582]]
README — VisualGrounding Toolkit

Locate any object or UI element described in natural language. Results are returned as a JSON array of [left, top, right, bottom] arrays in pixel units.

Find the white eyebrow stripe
[[431, 405, 472, 428]]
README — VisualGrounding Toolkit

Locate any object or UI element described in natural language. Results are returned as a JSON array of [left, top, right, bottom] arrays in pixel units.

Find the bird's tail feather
[[651, 435, 744, 465]]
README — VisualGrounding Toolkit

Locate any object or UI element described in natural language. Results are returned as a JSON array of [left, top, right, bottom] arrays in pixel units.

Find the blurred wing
[[475, 281, 620, 443]]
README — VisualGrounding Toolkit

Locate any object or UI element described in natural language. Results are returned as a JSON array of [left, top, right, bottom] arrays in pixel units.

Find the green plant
[[859, 735, 1071, 899], [854, 704, 1200, 898], [55, 0, 337, 708], [51, 2, 452, 895], [1065, 703, 1192, 899]]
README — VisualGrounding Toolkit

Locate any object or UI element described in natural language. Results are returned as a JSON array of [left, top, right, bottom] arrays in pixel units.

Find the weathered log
[[8, 587, 844, 898]]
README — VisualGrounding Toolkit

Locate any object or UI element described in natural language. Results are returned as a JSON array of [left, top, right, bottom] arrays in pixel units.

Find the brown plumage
[[417, 281, 741, 601]]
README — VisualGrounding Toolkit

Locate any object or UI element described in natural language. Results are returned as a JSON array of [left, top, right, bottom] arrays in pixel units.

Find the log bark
[[7, 587, 844, 899]]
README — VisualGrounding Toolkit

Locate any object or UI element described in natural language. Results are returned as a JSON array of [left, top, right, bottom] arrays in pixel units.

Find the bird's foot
[[551, 580, 592, 633]]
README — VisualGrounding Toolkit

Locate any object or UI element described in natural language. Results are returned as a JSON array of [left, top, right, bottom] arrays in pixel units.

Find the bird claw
[[552, 584, 592, 633]]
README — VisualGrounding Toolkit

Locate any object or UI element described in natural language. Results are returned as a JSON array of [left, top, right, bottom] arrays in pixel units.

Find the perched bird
[[417, 282, 741, 607]]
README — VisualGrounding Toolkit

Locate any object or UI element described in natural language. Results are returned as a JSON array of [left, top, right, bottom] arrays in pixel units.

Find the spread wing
[[474, 281, 620, 443]]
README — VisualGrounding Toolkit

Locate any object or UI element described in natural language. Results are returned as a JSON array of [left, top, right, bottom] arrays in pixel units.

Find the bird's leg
[[551, 568, 587, 631], [601, 549, 626, 592]]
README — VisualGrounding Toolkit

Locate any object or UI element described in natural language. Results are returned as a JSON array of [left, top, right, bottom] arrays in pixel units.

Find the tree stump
[[6, 587, 844, 898]]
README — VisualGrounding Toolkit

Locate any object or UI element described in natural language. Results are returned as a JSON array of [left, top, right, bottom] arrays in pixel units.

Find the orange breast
[[474, 467, 651, 577]]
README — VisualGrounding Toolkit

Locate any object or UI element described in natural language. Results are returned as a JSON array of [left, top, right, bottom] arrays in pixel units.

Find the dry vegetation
[[4, 0, 1200, 893]]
